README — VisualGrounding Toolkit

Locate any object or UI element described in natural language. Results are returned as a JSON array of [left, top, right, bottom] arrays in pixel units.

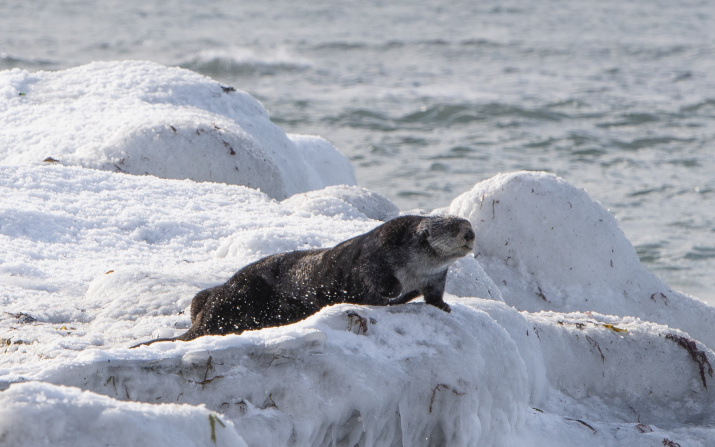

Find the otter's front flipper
[[422, 282, 451, 313], [426, 300, 451, 313]]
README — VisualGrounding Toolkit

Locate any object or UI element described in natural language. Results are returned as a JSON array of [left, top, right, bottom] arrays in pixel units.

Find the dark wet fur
[[131, 215, 474, 347]]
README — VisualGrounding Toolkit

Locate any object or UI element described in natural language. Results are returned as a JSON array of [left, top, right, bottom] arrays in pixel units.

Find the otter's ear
[[416, 222, 430, 240]]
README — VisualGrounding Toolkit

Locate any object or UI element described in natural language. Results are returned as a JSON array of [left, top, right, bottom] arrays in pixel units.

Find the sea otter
[[132, 215, 474, 347]]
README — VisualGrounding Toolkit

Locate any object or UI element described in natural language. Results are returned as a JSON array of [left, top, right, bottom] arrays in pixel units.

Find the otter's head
[[417, 216, 475, 258]]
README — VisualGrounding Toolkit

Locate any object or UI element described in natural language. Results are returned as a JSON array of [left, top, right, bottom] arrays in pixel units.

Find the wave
[[402, 102, 571, 125], [181, 47, 311, 77], [635, 242, 664, 264], [326, 102, 568, 131], [681, 98, 715, 114], [596, 112, 661, 128], [684, 246, 715, 261], [611, 136, 696, 151], [310, 37, 505, 54], [0, 53, 58, 71]]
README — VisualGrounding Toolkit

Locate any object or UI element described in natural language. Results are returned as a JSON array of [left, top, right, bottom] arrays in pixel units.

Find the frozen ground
[[1, 62, 714, 446]]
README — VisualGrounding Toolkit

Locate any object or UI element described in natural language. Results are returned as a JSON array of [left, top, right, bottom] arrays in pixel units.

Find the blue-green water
[[1, 0, 714, 302]]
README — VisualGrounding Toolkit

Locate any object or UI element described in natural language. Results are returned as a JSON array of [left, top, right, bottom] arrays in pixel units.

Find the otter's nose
[[464, 228, 475, 242]]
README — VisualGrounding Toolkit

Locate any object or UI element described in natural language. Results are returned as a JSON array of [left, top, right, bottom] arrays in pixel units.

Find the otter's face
[[420, 216, 475, 258]]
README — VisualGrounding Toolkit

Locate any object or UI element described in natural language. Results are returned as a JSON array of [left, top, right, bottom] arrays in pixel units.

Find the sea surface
[[1, 0, 714, 303]]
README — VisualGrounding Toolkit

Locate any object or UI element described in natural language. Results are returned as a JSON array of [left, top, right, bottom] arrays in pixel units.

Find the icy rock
[[446, 255, 504, 303], [525, 311, 715, 427]]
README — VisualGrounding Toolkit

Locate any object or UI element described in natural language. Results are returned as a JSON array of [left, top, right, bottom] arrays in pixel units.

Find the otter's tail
[[129, 337, 180, 349], [129, 326, 205, 349]]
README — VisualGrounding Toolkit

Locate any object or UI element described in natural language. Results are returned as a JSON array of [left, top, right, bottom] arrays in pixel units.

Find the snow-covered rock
[[0, 381, 247, 447], [282, 184, 400, 221], [0, 60, 356, 199], [445, 171, 715, 348]]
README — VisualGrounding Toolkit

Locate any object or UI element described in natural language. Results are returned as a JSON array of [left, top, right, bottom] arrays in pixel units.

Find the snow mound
[[282, 184, 400, 221], [445, 171, 715, 348], [0, 60, 355, 199], [0, 381, 247, 447]]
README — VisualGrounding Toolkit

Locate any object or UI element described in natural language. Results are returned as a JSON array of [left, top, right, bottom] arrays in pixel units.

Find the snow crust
[[2, 61, 715, 446]]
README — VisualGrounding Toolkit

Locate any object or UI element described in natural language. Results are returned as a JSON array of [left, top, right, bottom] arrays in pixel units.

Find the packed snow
[[1, 61, 715, 446]]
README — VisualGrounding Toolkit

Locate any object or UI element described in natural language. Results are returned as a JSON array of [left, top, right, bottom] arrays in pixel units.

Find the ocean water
[[1, 0, 714, 303]]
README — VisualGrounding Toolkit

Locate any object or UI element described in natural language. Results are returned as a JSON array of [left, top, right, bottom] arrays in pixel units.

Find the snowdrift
[[1, 62, 715, 446]]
